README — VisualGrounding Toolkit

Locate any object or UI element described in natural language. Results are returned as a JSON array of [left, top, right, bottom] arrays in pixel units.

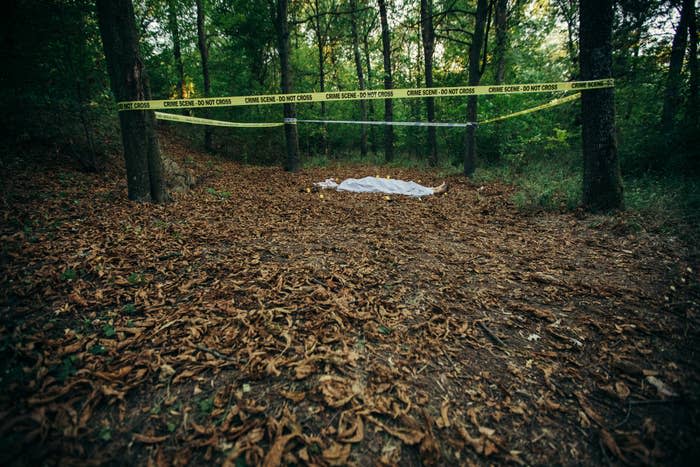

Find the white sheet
[[333, 176, 434, 197]]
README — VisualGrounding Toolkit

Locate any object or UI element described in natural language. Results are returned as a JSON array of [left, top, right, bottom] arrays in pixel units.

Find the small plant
[[56, 356, 77, 382], [61, 268, 77, 281], [98, 426, 112, 441], [198, 398, 214, 414], [122, 303, 136, 314], [102, 324, 116, 338], [207, 187, 231, 199], [378, 325, 393, 335], [127, 272, 143, 285], [90, 344, 106, 355]]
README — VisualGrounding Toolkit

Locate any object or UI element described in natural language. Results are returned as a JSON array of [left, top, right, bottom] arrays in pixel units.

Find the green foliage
[[197, 397, 214, 414], [90, 344, 107, 355], [102, 324, 116, 338], [55, 356, 78, 383], [206, 187, 231, 199], [98, 426, 112, 442], [61, 268, 78, 281]]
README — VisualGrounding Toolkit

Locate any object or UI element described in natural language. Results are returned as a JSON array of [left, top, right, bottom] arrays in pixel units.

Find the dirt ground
[[1, 132, 699, 466]]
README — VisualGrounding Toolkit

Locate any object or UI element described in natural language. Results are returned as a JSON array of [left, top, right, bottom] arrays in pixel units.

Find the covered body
[[316, 176, 434, 197]]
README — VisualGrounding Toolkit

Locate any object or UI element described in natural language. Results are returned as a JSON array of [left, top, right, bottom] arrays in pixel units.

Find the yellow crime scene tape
[[155, 92, 584, 128], [118, 79, 613, 111], [154, 111, 284, 127], [479, 92, 581, 124]]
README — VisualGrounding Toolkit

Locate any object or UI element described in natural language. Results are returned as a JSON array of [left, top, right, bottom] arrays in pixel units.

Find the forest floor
[[1, 129, 699, 466]]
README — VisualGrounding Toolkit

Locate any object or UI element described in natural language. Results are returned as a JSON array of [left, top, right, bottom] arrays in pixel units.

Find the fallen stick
[[195, 344, 236, 361], [477, 321, 506, 348]]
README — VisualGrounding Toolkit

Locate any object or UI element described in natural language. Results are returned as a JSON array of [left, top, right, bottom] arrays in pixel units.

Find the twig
[[612, 399, 632, 429], [629, 398, 679, 406], [195, 344, 235, 361], [477, 321, 506, 348]]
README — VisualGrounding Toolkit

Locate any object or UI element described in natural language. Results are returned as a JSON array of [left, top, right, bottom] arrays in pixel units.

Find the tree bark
[[167, 0, 185, 99], [662, 0, 690, 133], [494, 0, 507, 84], [311, 0, 328, 155], [685, 0, 698, 126], [493, 0, 508, 161], [350, 0, 368, 158], [96, 0, 165, 202], [195, 0, 213, 151], [378, 0, 394, 162], [464, 0, 488, 176], [363, 29, 378, 153], [421, 0, 437, 166], [273, 0, 300, 171], [554, 0, 578, 77], [580, 0, 623, 211]]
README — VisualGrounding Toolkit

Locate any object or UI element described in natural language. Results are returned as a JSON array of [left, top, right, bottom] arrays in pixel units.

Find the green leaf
[[90, 344, 106, 355], [102, 324, 116, 338]]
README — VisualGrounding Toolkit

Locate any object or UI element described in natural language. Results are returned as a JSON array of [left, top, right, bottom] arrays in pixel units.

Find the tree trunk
[[464, 0, 488, 176], [195, 0, 213, 151], [554, 0, 578, 77], [167, 0, 185, 99], [494, 0, 507, 84], [363, 31, 378, 153], [661, 0, 690, 134], [421, 0, 437, 166], [350, 0, 368, 158], [378, 0, 394, 162], [685, 0, 698, 126], [312, 0, 328, 156], [493, 0, 508, 161], [96, 0, 165, 202], [273, 0, 300, 171], [580, 0, 623, 211]]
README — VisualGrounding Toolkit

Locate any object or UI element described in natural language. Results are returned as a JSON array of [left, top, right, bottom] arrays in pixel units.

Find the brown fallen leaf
[[279, 390, 305, 403], [133, 433, 169, 443], [614, 381, 631, 400], [436, 400, 451, 428], [338, 411, 364, 443], [600, 429, 627, 463], [368, 416, 425, 445], [69, 292, 88, 307], [262, 433, 298, 467], [322, 442, 351, 466]]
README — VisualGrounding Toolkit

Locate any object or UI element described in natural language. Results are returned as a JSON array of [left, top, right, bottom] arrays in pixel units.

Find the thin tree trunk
[[494, 0, 507, 84], [685, 0, 698, 126], [96, 0, 164, 202], [363, 31, 378, 153], [661, 0, 690, 133], [493, 0, 508, 162], [554, 0, 578, 77], [350, 0, 368, 158], [273, 0, 300, 171], [168, 0, 185, 99], [195, 0, 213, 151], [464, 0, 488, 176], [580, 0, 623, 211], [312, 0, 328, 156], [421, 0, 437, 166], [378, 0, 393, 162]]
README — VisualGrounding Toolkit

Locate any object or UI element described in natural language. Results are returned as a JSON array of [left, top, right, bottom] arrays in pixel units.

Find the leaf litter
[[1, 130, 699, 465]]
